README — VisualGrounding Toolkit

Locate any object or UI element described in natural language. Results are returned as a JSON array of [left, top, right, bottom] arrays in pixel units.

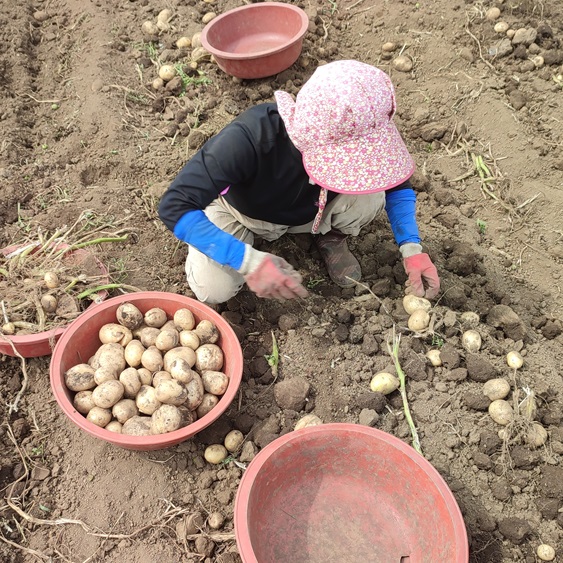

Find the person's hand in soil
[[239, 247, 308, 300], [403, 252, 440, 299]]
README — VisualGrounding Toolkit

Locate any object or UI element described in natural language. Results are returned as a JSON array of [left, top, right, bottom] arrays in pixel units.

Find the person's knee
[[189, 279, 242, 304], [186, 260, 244, 304]]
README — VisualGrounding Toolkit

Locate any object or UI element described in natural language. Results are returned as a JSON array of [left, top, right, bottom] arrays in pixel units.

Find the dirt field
[[1, 0, 563, 561]]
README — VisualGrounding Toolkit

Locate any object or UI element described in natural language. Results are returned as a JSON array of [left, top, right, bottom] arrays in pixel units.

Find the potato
[[506, 351, 523, 369], [369, 372, 399, 395], [124, 339, 145, 368], [201, 370, 228, 396], [407, 310, 430, 332], [224, 430, 244, 452], [99, 323, 133, 346], [161, 320, 178, 332], [164, 346, 196, 372], [208, 512, 225, 530], [526, 423, 548, 448], [194, 319, 219, 344], [195, 343, 224, 372], [483, 378, 510, 401], [116, 302, 144, 330], [191, 31, 202, 48], [92, 380, 125, 408], [462, 330, 482, 353], [96, 343, 126, 374], [87, 406, 112, 427], [73, 390, 96, 414], [44, 271, 59, 289], [169, 358, 196, 384], [174, 308, 196, 331], [425, 349, 442, 367], [151, 404, 183, 434], [137, 367, 153, 385], [402, 294, 431, 315], [178, 405, 195, 427], [179, 330, 200, 350], [141, 20, 159, 36], [94, 366, 118, 385], [460, 311, 480, 327], [294, 414, 323, 430], [136, 385, 162, 415], [138, 327, 161, 347], [105, 421, 123, 433], [536, 544, 556, 562], [152, 370, 172, 387], [119, 367, 142, 399], [488, 399, 513, 425], [185, 372, 204, 410], [155, 329, 179, 352], [112, 399, 139, 424], [155, 379, 188, 406], [141, 346, 164, 372], [196, 393, 219, 418], [176, 36, 191, 49], [392, 55, 413, 72], [65, 364, 96, 391], [41, 294, 58, 313], [204, 444, 228, 464], [122, 416, 152, 436], [144, 307, 168, 328]]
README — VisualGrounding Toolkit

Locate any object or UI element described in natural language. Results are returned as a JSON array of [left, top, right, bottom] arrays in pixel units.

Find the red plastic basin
[[0, 244, 109, 358], [201, 2, 309, 79], [235, 424, 469, 563], [49, 292, 243, 451]]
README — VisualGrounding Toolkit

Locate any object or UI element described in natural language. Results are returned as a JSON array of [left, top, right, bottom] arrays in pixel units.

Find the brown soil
[[1, 0, 563, 562]]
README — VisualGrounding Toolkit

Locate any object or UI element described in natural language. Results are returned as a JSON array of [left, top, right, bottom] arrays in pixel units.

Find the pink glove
[[403, 253, 440, 299], [239, 248, 308, 300]]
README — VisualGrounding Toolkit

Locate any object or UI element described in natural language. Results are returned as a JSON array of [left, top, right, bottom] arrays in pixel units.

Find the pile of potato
[[64, 303, 229, 436]]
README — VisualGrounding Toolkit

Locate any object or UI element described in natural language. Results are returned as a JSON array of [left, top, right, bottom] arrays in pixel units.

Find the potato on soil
[[185, 372, 204, 411], [65, 364, 96, 392], [526, 423, 548, 448], [179, 330, 200, 350], [124, 339, 145, 368], [425, 349, 442, 367], [94, 366, 118, 385], [112, 399, 139, 424], [119, 367, 142, 399], [164, 346, 196, 372], [169, 358, 196, 383], [196, 393, 219, 418], [201, 370, 228, 395], [407, 309, 430, 332], [136, 385, 162, 415], [488, 399, 513, 425], [224, 430, 244, 452], [402, 294, 431, 315], [141, 346, 164, 372], [369, 372, 399, 395], [116, 302, 144, 330], [122, 416, 152, 436], [195, 343, 224, 372], [155, 329, 179, 352], [204, 444, 228, 464], [138, 326, 160, 347], [152, 370, 173, 387], [144, 307, 168, 328], [295, 414, 323, 430], [73, 390, 96, 414], [155, 379, 188, 406], [462, 329, 481, 353], [194, 319, 219, 344], [151, 404, 183, 434], [44, 271, 59, 289], [87, 406, 112, 428], [105, 421, 123, 433], [92, 380, 125, 409], [483, 378, 510, 401], [99, 323, 132, 346], [174, 308, 196, 331]]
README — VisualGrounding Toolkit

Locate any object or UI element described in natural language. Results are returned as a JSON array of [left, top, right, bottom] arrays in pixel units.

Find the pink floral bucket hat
[[275, 60, 415, 196]]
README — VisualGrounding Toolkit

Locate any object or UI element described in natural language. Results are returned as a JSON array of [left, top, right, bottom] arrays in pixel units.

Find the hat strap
[[311, 187, 328, 234]]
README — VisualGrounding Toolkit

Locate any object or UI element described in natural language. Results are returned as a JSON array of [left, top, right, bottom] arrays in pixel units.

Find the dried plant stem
[[0, 336, 29, 414], [387, 329, 422, 455]]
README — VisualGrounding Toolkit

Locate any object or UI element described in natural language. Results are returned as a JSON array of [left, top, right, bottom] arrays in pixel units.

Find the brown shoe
[[314, 231, 361, 288]]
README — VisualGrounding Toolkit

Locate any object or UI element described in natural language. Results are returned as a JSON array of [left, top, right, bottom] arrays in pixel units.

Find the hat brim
[[301, 121, 415, 194]]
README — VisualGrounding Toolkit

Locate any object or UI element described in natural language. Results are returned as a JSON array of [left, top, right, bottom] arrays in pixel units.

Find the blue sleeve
[[384, 187, 421, 246], [173, 210, 246, 270]]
